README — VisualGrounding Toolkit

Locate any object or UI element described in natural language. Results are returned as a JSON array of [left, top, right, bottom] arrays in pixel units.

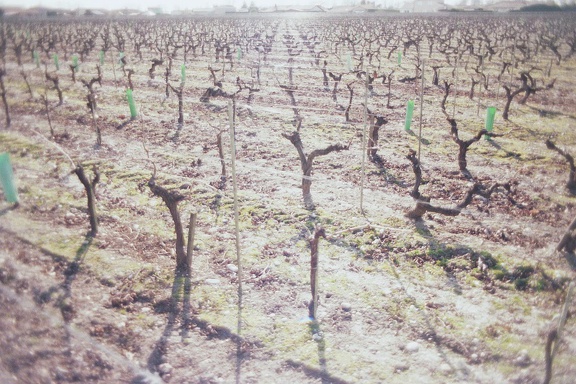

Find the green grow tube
[[0, 153, 19, 203], [405, 100, 415, 132], [126, 89, 137, 119], [485, 106, 496, 140]]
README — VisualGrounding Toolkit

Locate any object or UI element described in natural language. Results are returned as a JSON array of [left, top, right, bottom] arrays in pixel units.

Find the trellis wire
[[228, 100, 243, 340], [35, 127, 380, 190], [19, 53, 526, 131], [150, 96, 387, 127], [186, 212, 197, 275], [9, 30, 557, 211], [418, 58, 425, 163], [46, 63, 526, 109], [551, 280, 575, 360], [477, 59, 486, 116], [452, 55, 459, 118], [360, 64, 368, 213]]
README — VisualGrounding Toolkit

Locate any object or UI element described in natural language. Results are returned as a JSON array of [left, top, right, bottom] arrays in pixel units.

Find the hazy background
[[0, 0, 489, 12]]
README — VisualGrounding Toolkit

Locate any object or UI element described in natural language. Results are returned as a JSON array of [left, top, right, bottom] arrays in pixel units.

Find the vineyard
[[1, 12, 576, 383]]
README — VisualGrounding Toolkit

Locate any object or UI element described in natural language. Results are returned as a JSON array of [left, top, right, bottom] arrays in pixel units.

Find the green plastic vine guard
[[347, 53, 352, 71], [405, 100, 415, 132], [398, 51, 402, 66], [33, 51, 39, 68], [72, 55, 79, 71], [181, 64, 186, 84], [53, 54, 59, 70], [0, 153, 19, 204], [485, 106, 496, 140], [126, 89, 137, 119], [99, 51, 104, 65], [237, 47, 242, 60], [119, 52, 125, 67]]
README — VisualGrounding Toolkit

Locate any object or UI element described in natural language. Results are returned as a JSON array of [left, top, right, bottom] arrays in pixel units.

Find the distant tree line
[[516, 3, 576, 12]]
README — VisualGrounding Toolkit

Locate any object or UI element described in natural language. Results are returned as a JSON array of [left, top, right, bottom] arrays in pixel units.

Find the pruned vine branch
[[545, 139, 576, 191], [406, 181, 513, 219], [366, 106, 388, 160], [148, 174, 188, 271], [282, 131, 349, 210], [74, 165, 100, 237], [448, 118, 503, 179], [556, 215, 576, 253], [406, 149, 428, 201]]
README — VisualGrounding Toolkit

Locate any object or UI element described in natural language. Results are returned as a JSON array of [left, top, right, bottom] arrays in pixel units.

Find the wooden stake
[[477, 62, 486, 117], [418, 59, 424, 163], [42, 76, 54, 137], [545, 281, 575, 384], [111, 52, 117, 84], [186, 212, 197, 276], [216, 132, 227, 181], [309, 227, 326, 320], [509, 38, 516, 85], [360, 66, 368, 213], [496, 76, 501, 104], [91, 100, 100, 147], [552, 281, 574, 359], [452, 56, 459, 119], [228, 100, 243, 336], [0, 69, 11, 128]]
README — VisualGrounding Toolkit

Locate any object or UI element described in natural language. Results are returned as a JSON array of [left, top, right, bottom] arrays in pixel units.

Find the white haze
[[1, 0, 491, 12]]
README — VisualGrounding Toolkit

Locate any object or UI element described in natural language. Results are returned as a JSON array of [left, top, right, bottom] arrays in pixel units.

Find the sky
[[0, 0, 470, 12]]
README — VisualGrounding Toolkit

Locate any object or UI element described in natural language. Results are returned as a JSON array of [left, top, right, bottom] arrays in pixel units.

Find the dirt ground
[[1, 13, 576, 384]]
